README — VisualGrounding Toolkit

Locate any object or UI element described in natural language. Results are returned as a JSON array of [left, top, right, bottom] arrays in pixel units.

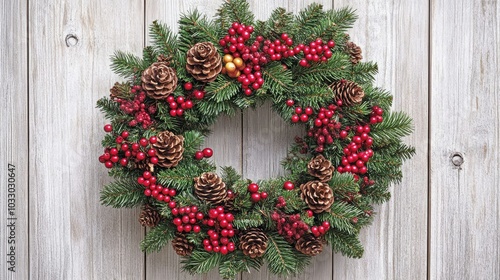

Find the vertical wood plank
[[0, 0, 29, 279], [242, 1, 333, 280], [28, 0, 145, 278], [332, 1, 429, 279], [430, 0, 499, 279], [145, 1, 242, 279]]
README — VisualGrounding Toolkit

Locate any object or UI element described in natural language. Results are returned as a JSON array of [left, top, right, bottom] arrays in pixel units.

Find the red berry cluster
[[202, 206, 236, 254], [369, 105, 384, 124], [337, 124, 374, 180], [275, 196, 287, 208], [113, 85, 156, 128], [262, 33, 295, 61], [310, 221, 331, 237], [247, 183, 268, 203], [140, 171, 177, 203], [306, 105, 342, 152], [166, 95, 193, 117], [297, 39, 335, 67], [98, 128, 160, 169], [183, 82, 206, 100], [290, 105, 314, 123], [271, 212, 309, 243], [219, 22, 266, 95], [172, 205, 203, 233], [194, 148, 213, 160]]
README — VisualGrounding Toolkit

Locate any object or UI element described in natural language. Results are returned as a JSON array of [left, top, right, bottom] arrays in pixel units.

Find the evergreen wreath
[[96, 1, 415, 278]]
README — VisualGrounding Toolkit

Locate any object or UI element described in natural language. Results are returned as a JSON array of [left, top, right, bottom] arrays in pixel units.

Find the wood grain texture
[[145, 1, 241, 279], [242, 2, 333, 280], [430, 0, 500, 279], [0, 0, 29, 279], [28, 0, 145, 278], [332, 1, 429, 279]]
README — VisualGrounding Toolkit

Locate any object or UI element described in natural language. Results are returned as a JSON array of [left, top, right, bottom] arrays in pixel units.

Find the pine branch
[[264, 233, 299, 276], [141, 223, 176, 253], [110, 51, 144, 79], [178, 10, 220, 53], [349, 61, 378, 85], [233, 211, 264, 230], [326, 230, 364, 258], [363, 86, 393, 111], [206, 75, 241, 102], [293, 52, 350, 84], [261, 62, 293, 100], [156, 160, 215, 192], [221, 166, 242, 187], [294, 3, 326, 42], [142, 46, 159, 68], [181, 250, 223, 274], [370, 111, 413, 145], [328, 7, 358, 34], [319, 202, 362, 235], [149, 20, 178, 57], [100, 179, 146, 208], [215, 0, 255, 31]]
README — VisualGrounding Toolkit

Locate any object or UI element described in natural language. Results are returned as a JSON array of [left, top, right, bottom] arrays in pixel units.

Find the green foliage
[[157, 160, 216, 192], [215, 0, 255, 30], [181, 251, 222, 275], [149, 20, 178, 57], [370, 111, 414, 146], [264, 233, 300, 276], [100, 179, 146, 208], [178, 10, 220, 53], [110, 51, 144, 79], [141, 223, 176, 253], [318, 202, 363, 235]]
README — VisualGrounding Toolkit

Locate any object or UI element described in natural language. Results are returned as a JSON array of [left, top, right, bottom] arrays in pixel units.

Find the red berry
[[194, 151, 204, 160], [193, 225, 201, 233], [104, 161, 113, 168], [219, 220, 229, 228], [147, 149, 156, 157], [176, 108, 184, 116], [168, 201, 176, 209], [260, 192, 268, 199], [283, 181, 294, 190], [184, 82, 193, 91], [251, 193, 261, 203], [136, 152, 146, 161], [121, 131, 129, 139], [286, 99, 295, 107], [202, 148, 213, 158], [103, 124, 112, 132], [150, 157, 158, 164], [193, 90, 205, 100], [291, 114, 300, 123], [306, 210, 314, 217], [300, 114, 309, 122], [294, 107, 303, 114], [225, 213, 234, 222], [119, 158, 128, 166], [139, 138, 149, 147], [248, 183, 259, 193], [176, 96, 185, 104]]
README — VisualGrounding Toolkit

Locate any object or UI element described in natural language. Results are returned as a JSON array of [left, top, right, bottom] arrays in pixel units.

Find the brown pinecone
[[139, 204, 160, 227], [133, 159, 155, 173], [171, 233, 194, 256], [141, 61, 178, 100], [152, 131, 184, 168], [308, 155, 334, 182], [300, 181, 334, 213], [239, 228, 269, 258], [186, 42, 222, 82], [193, 172, 227, 205], [331, 79, 365, 106], [346, 41, 362, 64], [295, 234, 323, 256]]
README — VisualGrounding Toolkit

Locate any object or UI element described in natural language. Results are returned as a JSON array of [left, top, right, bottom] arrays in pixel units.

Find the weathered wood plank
[[242, 1, 334, 280], [430, 0, 499, 279], [332, 1, 429, 279], [28, 0, 145, 278], [0, 0, 29, 279], [145, 1, 242, 279]]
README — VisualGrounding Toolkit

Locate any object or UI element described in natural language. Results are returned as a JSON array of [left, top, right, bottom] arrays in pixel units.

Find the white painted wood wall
[[1, 0, 498, 279]]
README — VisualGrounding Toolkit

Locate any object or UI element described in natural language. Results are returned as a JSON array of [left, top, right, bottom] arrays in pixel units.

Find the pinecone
[[152, 131, 184, 168], [139, 204, 160, 227], [346, 41, 362, 64], [193, 172, 227, 205], [186, 42, 222, 82], [331, 80, 365, 106], [133, 159, 155, 173], [171, 233, 194, 256], [239, 228, 269, 258], [300, 181, 334, 213], [308, 155, 334, 182], [295, 234, 323, 256], [141, 61, 178, 100]]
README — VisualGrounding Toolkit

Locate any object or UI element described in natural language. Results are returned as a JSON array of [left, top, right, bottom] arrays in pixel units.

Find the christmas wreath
[[97, 1, 414, 278]]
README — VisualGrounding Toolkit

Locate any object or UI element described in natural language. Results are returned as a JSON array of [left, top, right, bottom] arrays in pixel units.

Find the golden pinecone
[[186, 42, 222, 82], [171, 233, 194, 256], [193, 172, 227, 205], [139, 204, 160, 227], [331, 79, 365, 106], [152, 131, 184, 168], [239, 228, 269, 258], [300, 181, 334, 213], [308, 155, 334, 182], [346, 41, 362, 64], [295, 234, 323, 256], [141, 61, 178, 100]]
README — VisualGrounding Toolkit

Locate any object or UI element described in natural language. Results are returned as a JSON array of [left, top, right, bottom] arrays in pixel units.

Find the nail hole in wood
[[65, 34, 79, 47], [451, 153, 464, 166]]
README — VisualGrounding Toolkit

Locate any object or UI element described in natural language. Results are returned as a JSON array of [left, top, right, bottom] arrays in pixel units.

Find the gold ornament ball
[[233, 57, 244, 69], [225, 62, 237, 73], [223, 54, 234, 63]]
